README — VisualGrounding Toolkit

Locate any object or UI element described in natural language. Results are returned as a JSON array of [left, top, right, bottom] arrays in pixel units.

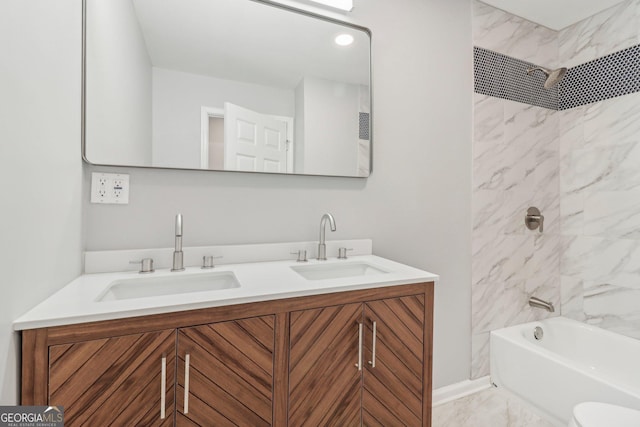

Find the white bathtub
[[490, 317, 640, 426]]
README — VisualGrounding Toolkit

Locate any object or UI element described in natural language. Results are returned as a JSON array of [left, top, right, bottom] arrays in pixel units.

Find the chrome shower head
[[527, 66, 567, 89]]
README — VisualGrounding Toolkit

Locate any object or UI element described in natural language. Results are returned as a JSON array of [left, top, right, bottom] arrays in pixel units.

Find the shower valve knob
[[525, 207, 544, 233]]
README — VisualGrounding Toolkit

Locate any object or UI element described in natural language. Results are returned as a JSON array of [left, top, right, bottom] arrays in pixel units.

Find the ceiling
[[479, 0, 626, 30], [131, 0, 370, 90]]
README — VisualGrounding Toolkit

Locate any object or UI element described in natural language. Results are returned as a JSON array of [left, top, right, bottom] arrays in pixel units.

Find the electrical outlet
[[112, 177, 126, 201], [91, 173, 130, 204], [92, 174, 109, 203]]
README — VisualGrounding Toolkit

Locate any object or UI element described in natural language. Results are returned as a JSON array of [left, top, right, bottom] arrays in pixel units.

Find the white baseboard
[[432, 376, 491, 407]]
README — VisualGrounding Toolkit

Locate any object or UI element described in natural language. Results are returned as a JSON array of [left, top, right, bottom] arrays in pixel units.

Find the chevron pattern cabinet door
[[363, 295, 425, 426], [288, 303, 364, 426], [176, 315, 275, 426], [48, 329, 176, 426]]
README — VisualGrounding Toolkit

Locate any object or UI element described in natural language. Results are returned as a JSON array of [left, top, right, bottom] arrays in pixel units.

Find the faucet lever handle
[[130, 258, 154, 274], [338, 248, 353, 259], [202, 255, 223, 269], [290, 250, 308, 262]]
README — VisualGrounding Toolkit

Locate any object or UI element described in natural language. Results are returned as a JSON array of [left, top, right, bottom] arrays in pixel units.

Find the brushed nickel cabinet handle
[[184, 353, 191, 414], [368, 321, 377, 368], [355, 323, 363, 370], [160, 356, 167, 420]]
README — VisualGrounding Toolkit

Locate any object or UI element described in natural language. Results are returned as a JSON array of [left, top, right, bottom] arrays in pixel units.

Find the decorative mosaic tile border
[[474, 45, 640, 111], [474, 47, 558, 110], [559, 44, 640, 110], [359, 112, 370, 140]]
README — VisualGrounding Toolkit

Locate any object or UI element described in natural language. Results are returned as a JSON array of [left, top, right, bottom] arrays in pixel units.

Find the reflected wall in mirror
[[83, 0, 372, 177]]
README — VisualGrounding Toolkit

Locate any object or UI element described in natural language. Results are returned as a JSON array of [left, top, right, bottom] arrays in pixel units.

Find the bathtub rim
[[490, 316, 640, 423]]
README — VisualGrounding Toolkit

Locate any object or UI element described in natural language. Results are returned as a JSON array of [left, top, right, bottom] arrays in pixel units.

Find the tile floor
[[432, 387, 557, 427]]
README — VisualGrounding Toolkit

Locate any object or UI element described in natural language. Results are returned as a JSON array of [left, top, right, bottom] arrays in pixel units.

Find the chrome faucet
[[529, 296, 554, 312], [317, 213, 336, 261], [171, 213, 185, 272]]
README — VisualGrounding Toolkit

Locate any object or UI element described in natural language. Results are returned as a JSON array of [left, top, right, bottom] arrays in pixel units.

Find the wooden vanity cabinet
[[362, 296, 426, 426], [176, 316, 275, 426], [289, 303, 363, 425], [289, 295, 427, 426], [48, 329, 176, 426], [22, 282, 434, 427], [37, 316, 277, 427]]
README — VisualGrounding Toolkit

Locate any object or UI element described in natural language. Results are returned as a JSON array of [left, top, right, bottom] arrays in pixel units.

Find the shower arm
[[527, 66, 549, 75]]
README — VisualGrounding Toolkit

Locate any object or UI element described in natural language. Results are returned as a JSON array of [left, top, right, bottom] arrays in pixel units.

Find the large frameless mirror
[[83, 0, 372, 177]]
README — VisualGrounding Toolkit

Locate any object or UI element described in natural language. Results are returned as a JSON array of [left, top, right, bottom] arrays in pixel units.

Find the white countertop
[[13, 255, 438, 331]]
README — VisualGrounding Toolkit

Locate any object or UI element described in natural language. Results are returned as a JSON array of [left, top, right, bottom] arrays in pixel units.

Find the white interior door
[[224, 102, 288, 173]]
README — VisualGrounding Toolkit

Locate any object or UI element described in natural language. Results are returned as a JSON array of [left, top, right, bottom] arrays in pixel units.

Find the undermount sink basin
[[98, 271, 240, 301], [291, 261, 389, 281]]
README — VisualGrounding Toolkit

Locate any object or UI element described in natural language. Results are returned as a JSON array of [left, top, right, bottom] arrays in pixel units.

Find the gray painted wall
[[2, 0, 472, 403], [85, 0, 152, 166], [0, 0, 84, 404], [298, 76, 360, 176]]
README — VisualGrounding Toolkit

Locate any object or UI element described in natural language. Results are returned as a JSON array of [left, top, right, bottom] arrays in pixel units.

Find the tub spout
[[529, 296, 554, 313]]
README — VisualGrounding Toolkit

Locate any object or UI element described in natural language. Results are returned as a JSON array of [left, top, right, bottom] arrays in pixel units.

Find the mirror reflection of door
[[201, 104, 293, 173], [224, 102, 289, 173]]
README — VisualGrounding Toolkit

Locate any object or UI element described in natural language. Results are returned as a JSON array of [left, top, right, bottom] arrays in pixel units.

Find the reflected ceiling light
[[308, 0, 353, 11], [335, 34, 354, 46]]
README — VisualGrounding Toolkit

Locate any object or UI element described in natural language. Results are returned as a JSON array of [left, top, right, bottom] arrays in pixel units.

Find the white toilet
[[569, 402, 640, 427]]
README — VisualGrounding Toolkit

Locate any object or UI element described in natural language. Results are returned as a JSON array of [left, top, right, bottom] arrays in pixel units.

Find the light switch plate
[[91, 173, 130, 204]]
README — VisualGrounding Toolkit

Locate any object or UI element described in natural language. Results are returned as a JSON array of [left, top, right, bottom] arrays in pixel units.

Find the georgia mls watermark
[[0, 406, 63, 427]]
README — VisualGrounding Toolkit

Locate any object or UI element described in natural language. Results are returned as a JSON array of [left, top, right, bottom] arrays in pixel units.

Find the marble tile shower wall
[[471, 0, 640, 379], [558, 0, 640, 69], [472, 1, 558, 69], [471, 95, 561, 378], [471, 1, 561, 378], [559, 0, 640, 340]]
